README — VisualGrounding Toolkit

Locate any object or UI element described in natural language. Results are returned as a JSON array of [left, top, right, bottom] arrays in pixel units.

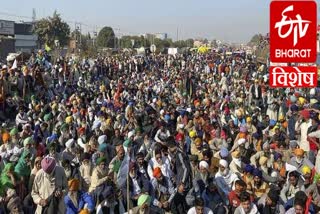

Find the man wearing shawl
[[0, 163, 18, 195], [31, 156, 67, 214], [14, 150, 31, 180]]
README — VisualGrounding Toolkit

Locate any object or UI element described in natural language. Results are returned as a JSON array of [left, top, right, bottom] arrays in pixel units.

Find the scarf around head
[[14, 150, 31, 177], [0, 163, 17, 192]]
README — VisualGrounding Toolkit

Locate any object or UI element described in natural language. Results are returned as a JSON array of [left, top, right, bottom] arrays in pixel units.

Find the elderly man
[[109, 145, 125, 181], [31, 156, 67, 214], [193, 161, 212, 195], [89, 157, 110, 193], [215, 159, 239, 200], [289, 148, 314, 174]]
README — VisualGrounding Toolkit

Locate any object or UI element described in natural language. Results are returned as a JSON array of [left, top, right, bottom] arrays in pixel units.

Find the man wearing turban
[[150, 167, 174, 212], [64, 178, 94, 214], [215, 159, 239, 201], [289, 148, 314, 174], [31, 156, 67, 214]]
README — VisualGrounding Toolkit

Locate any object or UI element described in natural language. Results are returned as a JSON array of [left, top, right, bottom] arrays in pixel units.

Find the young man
[[187, 198, 214, 214], [234, 191, 259, 214]]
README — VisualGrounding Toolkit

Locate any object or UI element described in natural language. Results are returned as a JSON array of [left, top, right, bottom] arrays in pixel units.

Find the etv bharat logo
[[274, 5, 310, 47]]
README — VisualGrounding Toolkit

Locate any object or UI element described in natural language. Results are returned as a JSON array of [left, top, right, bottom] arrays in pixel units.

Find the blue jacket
[[64, 191, 95, 214]]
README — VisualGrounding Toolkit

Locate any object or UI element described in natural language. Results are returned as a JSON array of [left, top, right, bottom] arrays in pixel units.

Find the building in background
[[154, 33, 168, 40], [0, 20, 15, 60], [14, 22, 38, 52]]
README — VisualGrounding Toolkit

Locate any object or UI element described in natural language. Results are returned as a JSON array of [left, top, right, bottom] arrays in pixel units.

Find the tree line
[[33, 11, 196, 53]]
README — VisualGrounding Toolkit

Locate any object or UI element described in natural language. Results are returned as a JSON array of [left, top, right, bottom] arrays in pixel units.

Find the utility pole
[[32, 9, 36, 22], [176, 27, 179, 41]]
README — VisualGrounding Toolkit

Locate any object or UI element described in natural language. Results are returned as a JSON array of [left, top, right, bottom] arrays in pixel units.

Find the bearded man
[[215, 159, 239, 200], [31, 156, 67, 214], [193, 161, 212, 195]]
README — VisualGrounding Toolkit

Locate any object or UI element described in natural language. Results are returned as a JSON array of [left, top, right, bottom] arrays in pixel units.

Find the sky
[[0, 0, 318, 43]]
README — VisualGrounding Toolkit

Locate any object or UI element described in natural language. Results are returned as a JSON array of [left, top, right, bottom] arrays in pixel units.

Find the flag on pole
[[117, 153, 130, 188], [11, 59, 17, 70], [45, 43, 52, 52]]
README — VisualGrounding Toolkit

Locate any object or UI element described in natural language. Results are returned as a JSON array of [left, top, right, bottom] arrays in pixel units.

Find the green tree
[[96, 26, 115, 48], [248, 34, 262, 45], [34, 11, 70, 47]]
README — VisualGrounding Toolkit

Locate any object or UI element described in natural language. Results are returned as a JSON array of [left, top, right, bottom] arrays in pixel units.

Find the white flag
[[11, 59, 17, 70]]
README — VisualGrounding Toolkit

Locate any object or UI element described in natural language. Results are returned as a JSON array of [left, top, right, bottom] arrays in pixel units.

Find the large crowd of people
[[0, 49, 319, 214]]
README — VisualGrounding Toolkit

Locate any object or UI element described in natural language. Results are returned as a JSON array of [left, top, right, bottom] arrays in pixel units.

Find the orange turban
[[68, 179, 80, 191], [238, 133, 246, 139], [153, 167, 162, 178], [2, 132, 10, 143], [295, 148, 304, 156], [79, 209, 89, 214]]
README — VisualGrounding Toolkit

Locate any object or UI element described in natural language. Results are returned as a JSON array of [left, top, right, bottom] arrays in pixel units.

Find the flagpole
[[127, 171, 130, 213], [127, 150, 130, 213]]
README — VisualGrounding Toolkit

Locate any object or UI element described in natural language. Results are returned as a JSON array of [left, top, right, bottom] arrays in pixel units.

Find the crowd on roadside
[[0, 48, 319, 214]]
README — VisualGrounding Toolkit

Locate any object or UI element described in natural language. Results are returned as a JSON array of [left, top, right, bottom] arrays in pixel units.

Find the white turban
[[65, 139, 75, 149], [128, 131, 135, 139], [178, 124, 185, 129], [219, 159, 229, 168], [98, 135, 107, 145], [237, 138, 246, 146], [199, 161, 209, 170]]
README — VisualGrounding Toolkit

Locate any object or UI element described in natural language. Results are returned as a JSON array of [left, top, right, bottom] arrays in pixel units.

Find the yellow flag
[[45, 44, 52, 52]]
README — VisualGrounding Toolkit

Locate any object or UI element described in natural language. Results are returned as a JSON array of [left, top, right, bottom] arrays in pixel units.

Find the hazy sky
[[0, 0, 318, 43]]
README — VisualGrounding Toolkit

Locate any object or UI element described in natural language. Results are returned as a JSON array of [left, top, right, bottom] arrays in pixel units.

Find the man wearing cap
[[64, 178, 94, 214], [89, 157, 110, 194], [31, 156, 67, 214], [79, 153, 93, 192]]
